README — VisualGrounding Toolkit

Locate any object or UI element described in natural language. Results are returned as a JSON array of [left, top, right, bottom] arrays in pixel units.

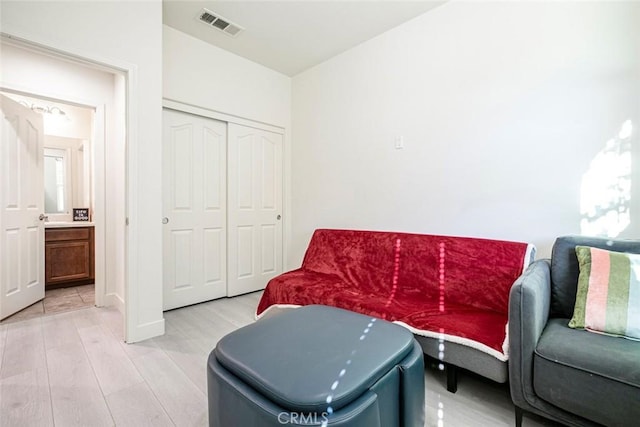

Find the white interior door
[[227, 123, 283, 296], [0, 94, 45, 320], [162, 109, 227, 310]]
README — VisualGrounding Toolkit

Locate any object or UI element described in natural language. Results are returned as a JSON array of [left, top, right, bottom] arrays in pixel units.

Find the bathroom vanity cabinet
[[45, 225, 95, 289]]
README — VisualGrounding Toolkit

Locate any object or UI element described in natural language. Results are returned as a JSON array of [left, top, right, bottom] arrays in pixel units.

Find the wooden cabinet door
[[45, 227, 94, 287], [45, 241, 91, 283]]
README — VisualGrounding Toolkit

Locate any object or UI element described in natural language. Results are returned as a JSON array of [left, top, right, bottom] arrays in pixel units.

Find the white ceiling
[[163, 1, 446, 76]]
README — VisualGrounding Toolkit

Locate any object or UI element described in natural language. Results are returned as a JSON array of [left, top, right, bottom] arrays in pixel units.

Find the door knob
[[39, 214, 48, 221], [276, 215, 281, 220], [162, 217, 169, 224]]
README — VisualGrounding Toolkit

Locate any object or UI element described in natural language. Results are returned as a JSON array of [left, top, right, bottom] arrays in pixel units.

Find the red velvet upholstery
[[257, 229, 534, 358]]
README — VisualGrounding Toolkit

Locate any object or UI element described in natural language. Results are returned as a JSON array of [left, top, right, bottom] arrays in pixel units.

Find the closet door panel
[[261, 224, 276, 274], [236, 225, 254, 278], [162, 109, 227, 310], [236, 135, 254, 209], [171, 230, 193, 289], [171, 124, 193, 210], [227, 124, 283, 296], [203, 227, 223, 285], [261, 135, 276, 209], [203, 127, 224, 211]]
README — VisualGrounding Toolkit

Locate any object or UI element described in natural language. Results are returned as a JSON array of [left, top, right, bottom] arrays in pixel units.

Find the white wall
[[113, 74, 127, 309], [292, 0, 640, 262], [163, 25, 294, 266], [164, 25, 291, 128], [1, 1, 163, 342]]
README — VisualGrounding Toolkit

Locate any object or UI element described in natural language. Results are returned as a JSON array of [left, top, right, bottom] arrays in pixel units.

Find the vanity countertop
[[45, 222, 95, 229]]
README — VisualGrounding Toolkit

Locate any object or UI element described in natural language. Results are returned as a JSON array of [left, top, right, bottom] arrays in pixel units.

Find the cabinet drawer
[[46, 227, 90, 242]]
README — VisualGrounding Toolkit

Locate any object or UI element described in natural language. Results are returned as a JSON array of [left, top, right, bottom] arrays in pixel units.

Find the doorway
[[0, 41, 127, 326], [0, 93, 98, 323]]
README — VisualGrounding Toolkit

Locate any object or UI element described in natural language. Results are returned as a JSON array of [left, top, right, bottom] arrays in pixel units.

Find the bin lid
[[214, 305, 415, 413]]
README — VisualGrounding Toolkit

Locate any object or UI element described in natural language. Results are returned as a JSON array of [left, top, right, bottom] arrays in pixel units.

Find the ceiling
[[163, 1, 446, 77]]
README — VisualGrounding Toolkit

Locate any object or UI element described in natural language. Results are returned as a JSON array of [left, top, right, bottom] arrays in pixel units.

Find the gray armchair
[[508, 236, 640, 427]]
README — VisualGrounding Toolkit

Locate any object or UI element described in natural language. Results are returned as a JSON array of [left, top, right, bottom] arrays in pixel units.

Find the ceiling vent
[[197, 8, 244, 38]]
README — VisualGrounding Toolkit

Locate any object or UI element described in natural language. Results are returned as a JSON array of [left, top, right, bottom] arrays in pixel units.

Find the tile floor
[[1, 284, 95, 324]]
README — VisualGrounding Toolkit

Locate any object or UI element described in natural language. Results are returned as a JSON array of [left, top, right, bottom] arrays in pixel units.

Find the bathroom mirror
[[43, 136, 90, 221], [44, 147, 70, 214]]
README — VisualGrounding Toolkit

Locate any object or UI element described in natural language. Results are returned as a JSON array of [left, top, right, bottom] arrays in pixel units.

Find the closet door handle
[[162, 217, 169, 224], [276, 215, 281, 220]]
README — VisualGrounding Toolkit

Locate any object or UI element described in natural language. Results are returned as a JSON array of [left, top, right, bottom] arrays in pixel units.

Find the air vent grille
[[197, 8, 244, 38], [200, 12, 216, 24]]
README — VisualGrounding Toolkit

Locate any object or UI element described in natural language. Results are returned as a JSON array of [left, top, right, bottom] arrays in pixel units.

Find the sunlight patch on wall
[[580, 120, 633, 238]]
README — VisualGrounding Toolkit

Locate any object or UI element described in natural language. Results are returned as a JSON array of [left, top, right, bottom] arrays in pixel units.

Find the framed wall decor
[[73, 208, 90, 221]]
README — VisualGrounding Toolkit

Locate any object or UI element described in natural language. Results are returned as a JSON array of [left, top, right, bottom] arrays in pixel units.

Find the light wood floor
[[0, 291, 559, 426]]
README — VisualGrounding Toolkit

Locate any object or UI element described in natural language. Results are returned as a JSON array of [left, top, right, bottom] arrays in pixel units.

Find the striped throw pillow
[[568, 245, 640, 340]]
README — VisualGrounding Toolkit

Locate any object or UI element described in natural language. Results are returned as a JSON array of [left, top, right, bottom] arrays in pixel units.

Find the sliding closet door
[[162, 109, 227, 310], [227, 124, 283, 296]]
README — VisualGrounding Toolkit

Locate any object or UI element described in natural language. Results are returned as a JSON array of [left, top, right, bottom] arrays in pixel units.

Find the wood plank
[[232, 291, 263, 312], [119, 336, 159, 360], [105, 381, 174, 427], [162, 309, 217, 354], [77, 324, 144, 396], [176, 303, 237, 340], [152, 323, 209, 393], [47, 341, 113, 426], [0, 318, 46, 380], [132, 347, 207, 426], [0, 367, 53, 426], [201, 297, 255, 328], [0, 323, 7, 372], [41, 311, 81, 350], [71, 307, 102, 330], [96, 306, 125, 340]]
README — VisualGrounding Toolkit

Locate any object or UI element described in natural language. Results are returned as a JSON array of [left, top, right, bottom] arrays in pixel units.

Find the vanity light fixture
[[19, 100, 67, 117]]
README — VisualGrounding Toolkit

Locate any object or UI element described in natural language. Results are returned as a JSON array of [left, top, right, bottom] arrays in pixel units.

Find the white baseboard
[[104, 293, 125, 314], [101, 292, 164, 343], [125, 318, 165, 344]]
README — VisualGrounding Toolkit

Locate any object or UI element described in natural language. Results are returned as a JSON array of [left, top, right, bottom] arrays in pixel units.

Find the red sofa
[[256, 229, 535, 391]]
